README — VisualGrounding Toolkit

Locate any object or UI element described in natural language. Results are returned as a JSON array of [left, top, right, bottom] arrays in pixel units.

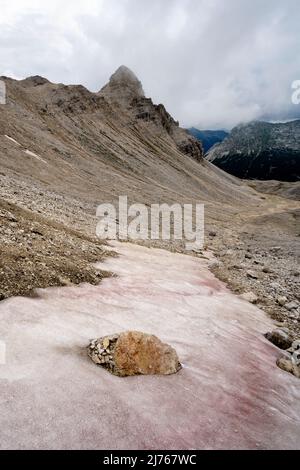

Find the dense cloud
[[0, 0, 299, 129]]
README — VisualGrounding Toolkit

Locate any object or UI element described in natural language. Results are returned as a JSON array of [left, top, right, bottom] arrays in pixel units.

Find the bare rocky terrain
[[0, 66, 299, 336], [247, 179, 300, 201], [0, 197, 111, 300]]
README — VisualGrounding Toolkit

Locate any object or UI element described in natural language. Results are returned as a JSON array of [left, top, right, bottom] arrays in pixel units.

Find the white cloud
[[0, 0, 299, 129]]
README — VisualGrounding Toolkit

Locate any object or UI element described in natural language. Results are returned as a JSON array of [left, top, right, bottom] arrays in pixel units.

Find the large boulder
[[88, 331, 181, 377]]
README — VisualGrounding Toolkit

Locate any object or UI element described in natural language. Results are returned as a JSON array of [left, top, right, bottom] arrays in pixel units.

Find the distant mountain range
[[188, 128, 229, 153], [206, 120, 300, 182]]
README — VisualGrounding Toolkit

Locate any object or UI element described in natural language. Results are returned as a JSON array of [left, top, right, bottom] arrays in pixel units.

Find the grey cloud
[[0, 0, 299, 129]]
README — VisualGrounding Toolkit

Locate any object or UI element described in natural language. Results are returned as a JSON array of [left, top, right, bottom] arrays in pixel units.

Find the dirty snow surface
[[0, 242, 299, 450]]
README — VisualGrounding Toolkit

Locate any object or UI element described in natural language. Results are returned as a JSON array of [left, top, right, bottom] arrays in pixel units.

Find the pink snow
[[0, 241, 299, 450]]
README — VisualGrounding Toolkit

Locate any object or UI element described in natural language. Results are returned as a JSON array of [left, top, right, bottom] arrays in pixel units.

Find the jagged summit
[[111, 65, 142, 87], [99, 65, 145, 103], [98, 65, 203, 160]]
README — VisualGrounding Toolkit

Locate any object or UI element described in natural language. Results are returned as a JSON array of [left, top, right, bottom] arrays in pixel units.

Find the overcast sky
[[0, 0, 299, 129]]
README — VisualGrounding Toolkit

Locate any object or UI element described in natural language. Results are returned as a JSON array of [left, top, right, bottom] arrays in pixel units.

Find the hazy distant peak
[[111, 65, 141, 84]]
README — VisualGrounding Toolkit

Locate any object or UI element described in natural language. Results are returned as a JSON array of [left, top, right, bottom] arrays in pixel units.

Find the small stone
[[277, 296, 288, 306], [209, 231, 217, 237], [209, 261, 223, 269], [292, 350, 300, 366], [285, 301, 298, 311], [246, 270, 258, 279], [239, 292, 258, 304], [245, 253, 252, 259], [230, 264, 243, 270], [270, 282, 281, 289], [265, 328, 293, 350], [262, 266, 272, 273], [277, 357, 300, 379], [103, 338, 110, 349], [291, 340, 300, 350], [90, 353, 101, 365]]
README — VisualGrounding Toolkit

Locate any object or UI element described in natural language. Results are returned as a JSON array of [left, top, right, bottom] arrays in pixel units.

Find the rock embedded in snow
[[277, 357, 300, 379], [88, 331, 182, 377], [277, 339, 300, 378], [265, 328, 293, 350]]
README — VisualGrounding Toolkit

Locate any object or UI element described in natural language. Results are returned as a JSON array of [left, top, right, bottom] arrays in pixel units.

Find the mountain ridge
[[206, 119, 300, 181], [0, 66, 257, 244], [188, 127, 229, 153]]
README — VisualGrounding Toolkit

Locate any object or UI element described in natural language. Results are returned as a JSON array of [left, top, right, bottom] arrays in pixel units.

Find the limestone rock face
[[99, 65, 145, 105], [88, 331, 181, 377], [98, 65, 203, 161]]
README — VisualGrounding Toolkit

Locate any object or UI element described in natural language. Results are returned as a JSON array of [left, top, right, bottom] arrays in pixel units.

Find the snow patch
[[0, 242, 299, 449], [4, 135, 21, 146], [24, 149, 46, 163]]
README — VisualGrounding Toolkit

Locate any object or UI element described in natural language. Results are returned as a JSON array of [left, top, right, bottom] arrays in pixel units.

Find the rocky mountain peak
[[99, 65, 145, 104], [97, 65, 203, 160], [110, 65, 143, 87], [206, 120, 300, 181]]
